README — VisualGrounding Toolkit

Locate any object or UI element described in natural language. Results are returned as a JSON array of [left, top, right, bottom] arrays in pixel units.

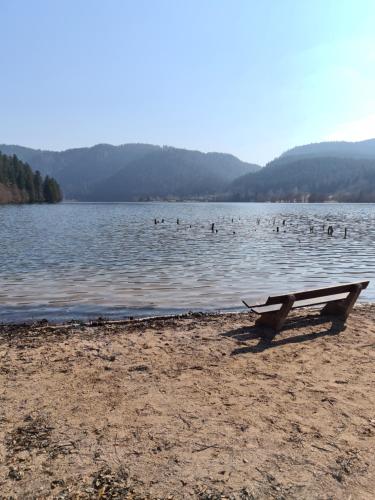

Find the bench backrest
[[264, 281, 369, 306]]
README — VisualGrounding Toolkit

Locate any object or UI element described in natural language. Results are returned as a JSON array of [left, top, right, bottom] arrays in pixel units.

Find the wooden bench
[[242, 281, 369, 332]]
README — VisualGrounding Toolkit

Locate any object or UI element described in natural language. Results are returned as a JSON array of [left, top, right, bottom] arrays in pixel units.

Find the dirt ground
[[1, 306, 375, 499]]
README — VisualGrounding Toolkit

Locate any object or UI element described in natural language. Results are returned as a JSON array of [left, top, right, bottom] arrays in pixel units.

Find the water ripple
[[0, 202, 374, 321]]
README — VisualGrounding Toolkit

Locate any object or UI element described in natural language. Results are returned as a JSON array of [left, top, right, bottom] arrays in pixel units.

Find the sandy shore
[[1, 306, 375, 499]]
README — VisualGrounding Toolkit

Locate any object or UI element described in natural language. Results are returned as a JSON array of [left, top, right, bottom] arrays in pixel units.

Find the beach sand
[[1, 306, 375, 499]]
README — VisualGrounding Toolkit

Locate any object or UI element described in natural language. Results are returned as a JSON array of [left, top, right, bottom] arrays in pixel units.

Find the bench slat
[[251, 293, 349, 314], [243, 281, 369, 309], [266, 281, 369, 304]]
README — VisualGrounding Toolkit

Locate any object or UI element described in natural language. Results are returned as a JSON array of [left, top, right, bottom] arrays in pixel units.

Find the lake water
[[0, 202, 374, 322]]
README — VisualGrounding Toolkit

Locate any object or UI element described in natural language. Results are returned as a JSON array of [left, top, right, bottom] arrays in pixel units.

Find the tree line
[[0, 152, 62, 203]]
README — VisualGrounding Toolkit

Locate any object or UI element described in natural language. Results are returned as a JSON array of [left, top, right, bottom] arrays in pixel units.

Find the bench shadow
[[221, 314, 347, 355]]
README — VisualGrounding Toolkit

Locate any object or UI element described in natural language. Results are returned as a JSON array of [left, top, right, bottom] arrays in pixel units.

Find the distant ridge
[[0, 143, 260, 201], [281, 138, 375, 160]]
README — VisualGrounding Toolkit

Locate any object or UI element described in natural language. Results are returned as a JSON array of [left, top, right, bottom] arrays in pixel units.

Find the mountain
[[280, 138, 375, 161], [0, 143, 260, 201], [229, 155, 375, 202], [228, 137, 375, 202], [0, 151, 62, 204], [86, 147, 260, 201]]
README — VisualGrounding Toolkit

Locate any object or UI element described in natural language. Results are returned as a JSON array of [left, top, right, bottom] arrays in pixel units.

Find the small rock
[[129, 364, 150, 372], [51, 479, 65, 489], [8, 467, 22, 481]]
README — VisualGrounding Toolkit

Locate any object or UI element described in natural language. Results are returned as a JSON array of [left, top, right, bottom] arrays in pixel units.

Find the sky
[[1, 0, 375, 165]]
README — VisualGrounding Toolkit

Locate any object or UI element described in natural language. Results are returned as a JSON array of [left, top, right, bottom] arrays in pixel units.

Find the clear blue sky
[[1, 0, 375, 165]]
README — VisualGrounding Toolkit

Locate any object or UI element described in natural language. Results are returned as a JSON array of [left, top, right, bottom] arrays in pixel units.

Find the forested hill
[[0, 152, 62, 204], [229, 138, 375, 202], [229, 156, 375, 202], [0, 143, 260, 201], [85, 147, 260, 201]]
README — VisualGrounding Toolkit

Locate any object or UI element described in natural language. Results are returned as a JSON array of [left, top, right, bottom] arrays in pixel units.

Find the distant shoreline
[[60, 199, 375, 204]]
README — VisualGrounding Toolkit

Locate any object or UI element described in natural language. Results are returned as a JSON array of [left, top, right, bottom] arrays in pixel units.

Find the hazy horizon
[[2, 0, 375, 164]]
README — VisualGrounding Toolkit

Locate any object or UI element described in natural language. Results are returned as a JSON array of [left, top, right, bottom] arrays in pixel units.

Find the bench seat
[[248, 293, 349, 314]]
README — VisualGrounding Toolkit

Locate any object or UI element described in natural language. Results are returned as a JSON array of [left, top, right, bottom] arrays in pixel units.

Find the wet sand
[[1, 306, 375, 499]]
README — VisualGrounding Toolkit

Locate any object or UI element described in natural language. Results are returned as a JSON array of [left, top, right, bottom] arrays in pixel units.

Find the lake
[[0, 202, 374, 322]]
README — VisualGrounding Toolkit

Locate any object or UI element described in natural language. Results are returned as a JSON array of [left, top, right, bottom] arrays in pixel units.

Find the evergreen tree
[[43, 175, 53, 202], [24, 164, 36, 202], [0, 151, 63, 203], [33, 170, 44, 202]]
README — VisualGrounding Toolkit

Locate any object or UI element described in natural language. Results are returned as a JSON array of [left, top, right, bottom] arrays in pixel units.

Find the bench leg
[[320, 284, 362, 320], [255, 295, 295, 332]]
